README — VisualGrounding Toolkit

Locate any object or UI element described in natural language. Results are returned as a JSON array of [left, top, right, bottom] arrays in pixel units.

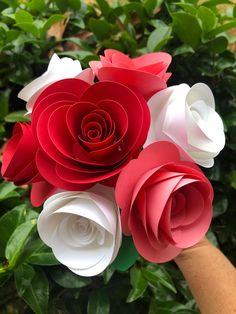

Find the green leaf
[[142, 267, 177, 293], [15, 11, 34, 24], [1, 7, 15, 20], [89, 18, 112, 41], [0, 271, 12, 287], [202, 0, 232, 7], [103, 39, 123, 51], [147, 22, 172, 51], [207, 21, 236, 38], [50, 267, 91, 288], [55, 0, 68, 11], [172, 12, 202, 49], [42, 14, 65, 34], [120, 31, 137, 55], [28, 0, 46, 12], [111, 236, 139, 272], [0, 89, 10, 119], [0, 181, 17, 201], [15, 263, 35, 296], [206, 36, 228, 53], [0, 205, 26, 256], [55, 0, 81, 11], [5, 220, 36, 268], [64, 37, 92, 50], [175, 3, 197, 15], [176, 280, 194, 302], [0, 123, 5, 135], [224, 113, 236, 128], [4, 110, 30, 122], [96, 0, 111, 19], [14, 22, 38, 37], [21, 268, 49, 314], [213, 196, 228, 217], [14, 11, 39, 37], [127, 267, 148, 303], [27, 242, 59, 266], [6, 29, 22, 43], [124, 2, 148, 26], [173, 44, 194, 56], [58, 51, 97, 64], [197, 6, 217, 33], [228, 170, 236, 190], [68, 0, 81, 11], [149, 299, 197, 314], [144, 0, 164, 15], [87, 289, 110, 314], [0, 22, 9, 32], [103, 266, 115, 284]]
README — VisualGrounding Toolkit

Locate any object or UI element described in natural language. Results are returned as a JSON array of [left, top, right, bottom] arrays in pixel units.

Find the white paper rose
[[18, 54, 88, 113], [145, 83, 225, 167], [37, 187, 122, 277]]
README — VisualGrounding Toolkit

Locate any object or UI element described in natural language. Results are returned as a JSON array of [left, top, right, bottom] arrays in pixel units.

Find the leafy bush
[[0, 0, 235, 313]]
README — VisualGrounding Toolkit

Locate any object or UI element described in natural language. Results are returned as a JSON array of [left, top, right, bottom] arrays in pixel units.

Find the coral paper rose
[[37, 186, 122, 276], [89, 49, 171, 100], [115, 141, 213, 263], [1, 123, 41, 185], [145, 83, 225, 167], [31, 78, 150, 190]]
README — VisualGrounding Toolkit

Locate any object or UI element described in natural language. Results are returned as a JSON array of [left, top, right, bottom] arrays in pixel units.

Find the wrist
[[175, 237, 210, 263]]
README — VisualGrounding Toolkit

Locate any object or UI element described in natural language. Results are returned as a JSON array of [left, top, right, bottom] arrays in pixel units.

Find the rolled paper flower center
[[79, 109, 116, 151], [87, 129, 100, 140], [171, 193, 185, 216], [58, 215, 105, 247]]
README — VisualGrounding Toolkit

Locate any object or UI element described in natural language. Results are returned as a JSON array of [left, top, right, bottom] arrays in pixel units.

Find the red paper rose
[[115, 141, 213, 263], [31, 78, 150, 190], [1, 123, 42, 185], [89, 49, 172, 100]]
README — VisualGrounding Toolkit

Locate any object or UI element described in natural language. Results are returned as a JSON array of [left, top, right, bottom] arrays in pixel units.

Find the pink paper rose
[[115, 141, 213, 263], [89, 49, 171, 100]]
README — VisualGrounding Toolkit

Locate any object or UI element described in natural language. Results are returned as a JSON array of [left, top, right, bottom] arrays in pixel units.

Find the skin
[[175, 238, 236, 314]]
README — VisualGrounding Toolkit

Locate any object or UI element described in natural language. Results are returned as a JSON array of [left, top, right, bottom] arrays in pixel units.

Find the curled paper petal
[[37, 185, 122, 277], [115, 141, 213, 263], [89, 49, 172, 99], [145, 83, 225, 167], [18, 54, 84, 113], [30, 181, 57, 207]]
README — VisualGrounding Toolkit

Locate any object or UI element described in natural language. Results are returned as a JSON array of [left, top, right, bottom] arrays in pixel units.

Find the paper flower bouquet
[[1, 50, 225, 276]]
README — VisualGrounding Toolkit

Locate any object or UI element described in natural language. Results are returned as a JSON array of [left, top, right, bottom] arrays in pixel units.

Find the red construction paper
[[1, 123, 42, 185], [30, 180, 57, 207], [115, 141, 213, 263], [30, 79, 150, 190]]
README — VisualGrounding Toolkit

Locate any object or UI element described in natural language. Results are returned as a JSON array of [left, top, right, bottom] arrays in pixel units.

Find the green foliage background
[[0, 0, 235, 313]]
